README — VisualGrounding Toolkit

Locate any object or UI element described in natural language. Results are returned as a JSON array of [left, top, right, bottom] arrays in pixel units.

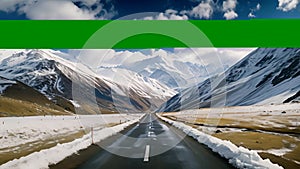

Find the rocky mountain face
[[157, 48, 300, 112], [0, 49, 176, 114]]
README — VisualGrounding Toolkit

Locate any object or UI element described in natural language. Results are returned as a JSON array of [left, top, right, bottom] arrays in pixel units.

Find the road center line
[[143, 145, 150, 162]]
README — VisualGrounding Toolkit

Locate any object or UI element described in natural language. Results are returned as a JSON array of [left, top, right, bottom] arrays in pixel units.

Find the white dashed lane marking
[[143, 145, 150, 162]]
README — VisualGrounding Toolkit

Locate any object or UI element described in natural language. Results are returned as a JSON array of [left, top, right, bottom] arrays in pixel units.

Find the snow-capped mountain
[[0, 49, 175, 114], [97, 67, 175, 100], [76, 49, 217, 89], [158, 48, 300, 112], [120, 55, 209, 89], [0, 50, 72, 98]]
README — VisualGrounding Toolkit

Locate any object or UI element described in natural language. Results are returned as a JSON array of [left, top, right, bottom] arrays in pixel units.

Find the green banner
[[0, 20, 299, 48]]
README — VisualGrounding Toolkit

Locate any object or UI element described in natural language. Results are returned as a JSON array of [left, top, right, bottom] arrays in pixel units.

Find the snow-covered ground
[[0, 114, 143, 169], [162, 103, 300, 129], [0, 114, 140, 150], [157, 114, 283, 169]]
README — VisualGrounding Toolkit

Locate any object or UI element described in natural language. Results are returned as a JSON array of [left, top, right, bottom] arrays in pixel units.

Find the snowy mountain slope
[[120, 55, 210, 89], [97, 67, 175, 99], [158, 48, 300, 112], [0, 50, 26, 63], [96, 67, 176, 112], [81, 49, 214, 89], [0, 50, 78, 110], [0, 49, 175, 114]]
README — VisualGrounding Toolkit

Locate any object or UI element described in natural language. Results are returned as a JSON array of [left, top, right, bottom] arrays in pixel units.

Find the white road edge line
[[143, 145, 150, 162]]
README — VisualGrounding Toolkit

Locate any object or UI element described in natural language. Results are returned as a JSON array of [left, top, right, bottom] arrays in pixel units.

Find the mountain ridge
[[0, 49, 175, 114], [157, 48, 300, 112]]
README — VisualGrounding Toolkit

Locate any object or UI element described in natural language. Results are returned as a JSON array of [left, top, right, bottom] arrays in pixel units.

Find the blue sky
[[0, 0, 299, 20]]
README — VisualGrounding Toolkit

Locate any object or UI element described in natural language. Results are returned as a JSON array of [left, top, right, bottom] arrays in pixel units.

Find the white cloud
[[74, 48, 255, 69], [248, 3, 261, 18], [256, 3, 261, 10], [143, 9, 188, 20], [173, 48, 254, 68], [217, 48, 255, 67], [0, 0, 29, 12], [139, 0, 215, 20], [222, 0, 237, 11], [0, 0, 116, 20], [26, 1, 95, 20], [222, 0, 238, 20], [173, 48, 218, 66], [165, 9, 179, 15], [248, 12, 255, 18], [70, 48, 255, 82], [224, 10, 238, 20], [69, 49, 150, 68], [188, 0, 214, 19], [277, 0, 299, 11]]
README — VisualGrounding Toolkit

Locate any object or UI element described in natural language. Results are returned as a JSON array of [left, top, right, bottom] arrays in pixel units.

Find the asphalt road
[[51, 114, 235, 169]]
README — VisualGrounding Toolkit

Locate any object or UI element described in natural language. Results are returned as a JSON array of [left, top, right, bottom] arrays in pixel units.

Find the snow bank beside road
[[0, 114, 143, 169], [157, 114, 283, 169]]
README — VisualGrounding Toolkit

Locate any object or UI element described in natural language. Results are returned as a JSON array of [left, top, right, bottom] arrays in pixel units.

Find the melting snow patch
[[255, 148, 293, 156], [157, 114, 283, 169], [69, 100, 81, 108]]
